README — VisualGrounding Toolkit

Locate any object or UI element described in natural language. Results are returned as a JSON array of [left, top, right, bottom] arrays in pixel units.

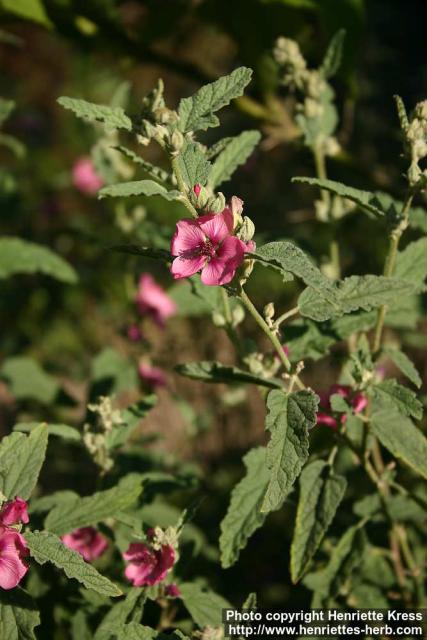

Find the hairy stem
[[275, 306, 299, 328]]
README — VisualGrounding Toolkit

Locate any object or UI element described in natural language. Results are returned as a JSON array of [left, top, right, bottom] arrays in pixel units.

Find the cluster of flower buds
[[404, 100, 427, 186], [274, 37, 340, 158], [137, 80, 182, 152], [190, 183, 226, 214], [83, 396, 124, 472]]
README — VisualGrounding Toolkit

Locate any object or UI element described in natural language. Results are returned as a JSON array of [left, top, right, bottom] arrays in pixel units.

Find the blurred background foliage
[[1, 0, 427, 609]]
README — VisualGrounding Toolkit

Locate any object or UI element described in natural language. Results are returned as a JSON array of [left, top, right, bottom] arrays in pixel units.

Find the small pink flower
[[0, 529, 29, 589], [316, 384, 367, 430], [72, 157, 104, 196], [170, 206, 252, 286], [62, 527, 108, 562], [138, 362, 166, 389], [165, 583, 181, 598], [0, 498, 29, 527], [127, 324, 144, 342], [136, 274, 177, 327], [123, 542, 175, 587]]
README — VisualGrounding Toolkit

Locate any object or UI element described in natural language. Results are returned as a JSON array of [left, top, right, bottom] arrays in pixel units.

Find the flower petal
[[198, 210, 232, 244], [170, 255, 205, 279], [171, 219, 205, 256]]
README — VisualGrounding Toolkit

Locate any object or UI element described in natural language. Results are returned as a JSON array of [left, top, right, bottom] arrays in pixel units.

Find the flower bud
[[237, 216, 256, 243], [190, 183, 210, 208], [212, 311, 226, 327], [263, 302, 275, 322], [238, 258, 254, 286], [168, 129, 185, 156], [207, 192, 226, 213], [230, 195, 244, 227]]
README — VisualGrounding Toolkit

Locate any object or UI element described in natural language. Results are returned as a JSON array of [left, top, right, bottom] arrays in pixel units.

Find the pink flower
[[170, 207, 252, 286], [127, 324, 144, 342], [123, 542, 175, 587], [0, 498, 29, 527], [138, 362, 166, 389], [72, 157, 104, 196], [316, 384, 367, 430], [136, 274, 177, 327], [0, 529, 29, 589], [62, 527, 108, 562], [165, 583, 181, 598]]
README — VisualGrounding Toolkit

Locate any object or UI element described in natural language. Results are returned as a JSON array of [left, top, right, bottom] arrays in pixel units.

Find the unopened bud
[[237, 216, 256, 243], [190, 183, 210, 208], [264, 302, 275, 321], [238, 258, 255, 286], [207, 192, 226, 213], [168, 129, 185, 155], [212, 311, 226, 327]]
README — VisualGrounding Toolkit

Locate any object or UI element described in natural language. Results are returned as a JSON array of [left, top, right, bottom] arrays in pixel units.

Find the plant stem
[[313, 144, 330, 207], [275, 306, 299, 328], [372, 192, 414, 353], [170, 156, 199, 218], [239, 288, 305, 390]]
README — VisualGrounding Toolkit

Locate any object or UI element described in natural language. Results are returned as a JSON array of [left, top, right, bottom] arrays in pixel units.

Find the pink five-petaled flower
[[72, 156, 104, 196], [170, 207, 253, 286], [138, 361, 167, 389], [62, 527, 108, 562], [0, 497, 29, 527], [123, 542, 175, 587], [0, 529, 29, 590], [317, 384, 368, 430], [136, 274, 177, 327]]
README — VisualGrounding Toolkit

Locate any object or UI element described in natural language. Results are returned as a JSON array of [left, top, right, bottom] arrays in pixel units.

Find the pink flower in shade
[[138, 362, 166, 389], [0, 529, 29, 590], [72, 157, 104, 196], [170, 207, 253, 286], [123, 542, 175, 587], [136, 274, 177, 327], [316, 384, 367, 430], [165, 583, 181, 598], [0, 498, 29, 527], [127, 324, 144, 342], [61, 527, 108, 562]]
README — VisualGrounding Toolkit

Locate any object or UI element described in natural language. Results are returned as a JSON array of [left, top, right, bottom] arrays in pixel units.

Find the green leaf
[[1, 356, 59, 404], [0, 238, 77, 283], [113, 146, 171, 184], [91, 347, 138, 394], [25, 531, 122, 597], [58, 97, 132, 131], [292, 177, 387, 218], [310, 525, 366, 607], [168, 277, 222, 317], [394, 238, 427, 292], [44, 475, 143, 535], [105, 624, 157, 640], [179, 583, 231, 627], [177, 142, 211, 188], [219, 447, 270, 569], [14, 422, 81, 442], [290, 461, 346, 583], [0, 0, 51, 27], [99, 180, 181, 200], [0, 98, 15, 126], [383, 348, 421, 388], [105, 396, 157, 450], [178, 67, 253, 132], [371, 380, 423, 420], [320, 29, 346, 78], [208, 130, 261, 188], [255, 241, 334, 294], [175, 361, 282, 390], [94, 589, 147, 640], [0, 588, 40, 640], [394, 94, 409, 132], [410, 205, 427, 233], [261, 390, 318, 513], [299, 275, 414, 322], [0, 424, 48, 500], [370, 404, 427, 479]]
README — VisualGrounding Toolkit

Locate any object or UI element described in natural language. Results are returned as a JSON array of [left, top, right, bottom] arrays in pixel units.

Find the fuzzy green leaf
[[175, 361, 282, 389], [299, 275, 414, 322], [58, 97, 132, 131], [410, 205, 427, 233], [179, 583, 231, 627], [261, 390, 318, 513], [370, 403, 427, 479], [178, 67, 252, 132], [0, 588, 40, 640], [220, 447, 270, 568], [383, 348, 421, 388], [371, 380, 423, 420], [1, 356, 59, 405], [1, 0, 51, 27], [0, 238, 77, 283], [394, 237, 427, 292], [292, 177, 387, 218], [94, 589, 147, 640], [290, 461, 346, 583], [14, 422, 81, 442], [0, 424, 48, 500], [177, 142, 211, 188], [99, 180, 180, 200], [320, 29, 346, 78], [105, 396, 157, 450], [209, 130, 261, 188], [113, 146, 171, 183], [25, 531, 122, 597], [44, 475, 143, 535]]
